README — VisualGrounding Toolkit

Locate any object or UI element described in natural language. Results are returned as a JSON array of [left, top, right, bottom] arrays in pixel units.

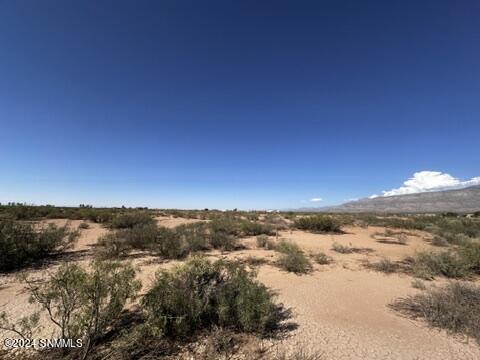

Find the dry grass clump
[[243, 256, 269, 267], [275, 240, 312, 274], [411, 279, 426, 290], [313, 252, 333, 265], [78, 222, 90, 229], [371, 229, 408, 245], [256, 234, 275, 250], [331, 241, 353, 254], [273, 346, 324, 360], [370, 258, 398, 273], [390, 282, 480, 343]]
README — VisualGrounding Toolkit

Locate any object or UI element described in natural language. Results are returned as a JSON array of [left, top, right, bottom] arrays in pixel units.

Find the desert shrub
[[175, 222, 209, 252], [0, 220, 79, 272], [275, 241, 312, 274], [331, 241, 353, 254], [18, 261, 140, 358], [209, 217, 242, 236], [294, 215, 342, 233], [97, 223, 160, 258], [256, 234, 269, 248], [431, 235, 449, 247], [98, 224, 188, 260], [459, 241, 480, 274], [263, 214, 290, 230], [142, 257, 282, 338], [411, 251, 470, 279], [442, 232, 471, 245], [396, 234, 408, 245], [411, 279, 426, 290], [314, 252, 333, 265], [110, 212, 154, 229], [78, 222, 90, 229], [357, 215, 480, 241], [371, 258, 398, 273], [390, 282, 480, 343], [243, 256, 268, 267], [241, 221, 275, 236], [154, 226, 187, 259], [97, 232, 131, 258]]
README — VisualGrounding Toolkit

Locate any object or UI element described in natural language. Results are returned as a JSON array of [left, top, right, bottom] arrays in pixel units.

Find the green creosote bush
[[141, 257, 283, 338], [294, 215, 343, 234], [175, 222, 210, 252], [241, 221, 275, 236], [275, 240, 312, 274], [109, 212, 154, 229], [0, 220, 79, 272]]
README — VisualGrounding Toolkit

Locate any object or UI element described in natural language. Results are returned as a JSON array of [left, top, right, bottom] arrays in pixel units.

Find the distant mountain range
[[299, 185, 480, 213]]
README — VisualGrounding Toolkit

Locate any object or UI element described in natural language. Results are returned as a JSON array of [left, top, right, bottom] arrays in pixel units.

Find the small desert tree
[[20, 260, 141, 359]]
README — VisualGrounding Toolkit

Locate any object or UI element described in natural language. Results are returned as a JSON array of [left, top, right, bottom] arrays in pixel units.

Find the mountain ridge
[[303, 185, 480, 213]]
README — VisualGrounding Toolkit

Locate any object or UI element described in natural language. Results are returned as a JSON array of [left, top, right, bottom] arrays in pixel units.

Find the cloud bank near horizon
[[370, 171, 480, 198]]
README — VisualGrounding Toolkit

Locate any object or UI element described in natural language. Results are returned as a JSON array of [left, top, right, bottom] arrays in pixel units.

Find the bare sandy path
[[258, 265, 480, 360]]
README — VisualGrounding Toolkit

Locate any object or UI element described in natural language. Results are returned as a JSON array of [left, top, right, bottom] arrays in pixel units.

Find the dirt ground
[[1, 218, 479, 359]]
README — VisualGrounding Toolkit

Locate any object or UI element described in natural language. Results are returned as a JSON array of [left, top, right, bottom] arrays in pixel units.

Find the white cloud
[[379, 171, 480, 197], [310, 198, 323, 202]]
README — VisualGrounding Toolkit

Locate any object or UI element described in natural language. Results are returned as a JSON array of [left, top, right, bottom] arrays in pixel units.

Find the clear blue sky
[[0, 1, 479, 209]]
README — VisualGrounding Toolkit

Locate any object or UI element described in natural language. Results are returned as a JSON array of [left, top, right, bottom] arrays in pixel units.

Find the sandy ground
[[154, 215, 207, 228], [1, 219, 479, 359]]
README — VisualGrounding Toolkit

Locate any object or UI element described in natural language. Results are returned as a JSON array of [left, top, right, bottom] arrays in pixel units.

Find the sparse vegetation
[[371, 258, 398, 273], [391, 282, 480, 343], [431, 235, 449, 247], [359, 214, 480, 245], [411, 279, 426, 290], [0, 220, 79, 272], [408, 241, 480, 279], [314, 252, 333, 265], [331, 241, 353, 254], [78, 222, 90, 230], [411, 251, 469, 279], [294, 215, 342, 234], [275, 240, 312, 274]]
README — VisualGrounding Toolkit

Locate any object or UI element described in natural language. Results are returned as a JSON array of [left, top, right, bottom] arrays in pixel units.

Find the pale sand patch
[[154, 215, 207, 228]]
